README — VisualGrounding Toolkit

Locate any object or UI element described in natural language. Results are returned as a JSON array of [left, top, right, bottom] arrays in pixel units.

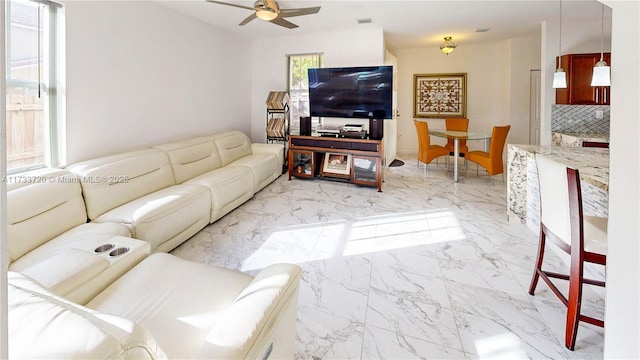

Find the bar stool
[[529, 154, 607, 350]]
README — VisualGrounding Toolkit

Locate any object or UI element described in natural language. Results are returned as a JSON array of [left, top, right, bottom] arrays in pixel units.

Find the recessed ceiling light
[[357, 18, 372, 24], [475, 28, 491, 33]]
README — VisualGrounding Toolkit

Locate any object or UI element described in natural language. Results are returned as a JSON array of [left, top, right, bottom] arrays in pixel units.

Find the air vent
[[475, 28, 491, 33], [357, 18, 372, 24]]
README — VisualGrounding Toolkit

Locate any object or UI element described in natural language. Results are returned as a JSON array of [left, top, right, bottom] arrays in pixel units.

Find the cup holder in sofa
[[94, 243, 116, 253], [108, 247, 130, 257]]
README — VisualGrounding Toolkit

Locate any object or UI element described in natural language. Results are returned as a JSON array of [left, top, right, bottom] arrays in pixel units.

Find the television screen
[[308, 66, 393, 119]]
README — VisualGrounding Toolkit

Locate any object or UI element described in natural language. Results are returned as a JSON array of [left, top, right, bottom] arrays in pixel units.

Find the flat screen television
[[308, 65, 393, 119]]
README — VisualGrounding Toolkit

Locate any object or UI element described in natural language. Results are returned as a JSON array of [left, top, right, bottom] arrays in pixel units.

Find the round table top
[[429, 130, 492, 140]]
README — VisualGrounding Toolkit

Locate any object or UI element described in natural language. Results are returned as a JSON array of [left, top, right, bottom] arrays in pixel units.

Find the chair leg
[[565, 246, 585, 350], [528, 227, 546, 295]]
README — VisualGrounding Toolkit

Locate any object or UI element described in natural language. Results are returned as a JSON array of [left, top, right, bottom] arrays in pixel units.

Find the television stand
[[287, 135, 383, 192]]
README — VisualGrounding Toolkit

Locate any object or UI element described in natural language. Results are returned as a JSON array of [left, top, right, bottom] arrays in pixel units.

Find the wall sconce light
[[440, 37, 457, 55], [591, 4, 611, 86], [552, 0, 567, 89]]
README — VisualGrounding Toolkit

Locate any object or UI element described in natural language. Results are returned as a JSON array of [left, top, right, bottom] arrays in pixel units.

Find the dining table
[[428, 130, 492, 182]]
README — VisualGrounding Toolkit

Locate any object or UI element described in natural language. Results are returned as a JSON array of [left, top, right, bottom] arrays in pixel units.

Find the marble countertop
[[508, 144, 609, 191]]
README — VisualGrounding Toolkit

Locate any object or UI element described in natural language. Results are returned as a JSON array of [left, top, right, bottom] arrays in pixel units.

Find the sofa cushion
[[87, 253, 302, 360], [153, 137, 223, 184], [185, 166, 254, 223], [210, 131, 253, 166], [66, 149, 176, 220], [228, 152, 281, 193], [8, 272, 167, 359], [7, 168, 88, 262], [93, 184, 211, 252]]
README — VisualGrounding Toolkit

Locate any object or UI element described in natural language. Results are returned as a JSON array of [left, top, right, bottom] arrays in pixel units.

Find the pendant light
[[552, 0, 567, 89], [591, 4, 611, 86]]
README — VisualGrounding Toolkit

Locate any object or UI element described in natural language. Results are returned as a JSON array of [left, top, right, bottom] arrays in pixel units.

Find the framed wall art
[[321, 153, 351, 178], [413, 73, 467, 118]]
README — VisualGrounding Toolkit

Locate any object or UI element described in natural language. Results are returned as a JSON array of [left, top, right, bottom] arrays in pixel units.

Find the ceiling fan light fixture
[[256, 9, 278, 21], [440, 36, 457, 55]]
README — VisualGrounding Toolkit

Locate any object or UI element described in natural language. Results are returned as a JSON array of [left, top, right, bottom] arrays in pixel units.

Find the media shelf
[[287, 135, 383, 192]]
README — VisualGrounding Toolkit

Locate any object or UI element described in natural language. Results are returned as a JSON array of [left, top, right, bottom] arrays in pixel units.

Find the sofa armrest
[[198, 263, 302, 359], [17, 248, 109, 297], [251, 143, 284, 165]]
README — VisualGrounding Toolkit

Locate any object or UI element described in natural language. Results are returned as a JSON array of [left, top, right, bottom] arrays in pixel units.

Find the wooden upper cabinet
[[555, 52, 611, 105]]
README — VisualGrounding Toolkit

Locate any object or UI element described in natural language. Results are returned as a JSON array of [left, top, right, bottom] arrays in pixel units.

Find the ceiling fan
[[206, 0, 321, 29]]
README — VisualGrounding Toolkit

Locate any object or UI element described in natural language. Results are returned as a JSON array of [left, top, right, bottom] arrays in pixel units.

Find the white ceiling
[[157, 0, 607, 50]]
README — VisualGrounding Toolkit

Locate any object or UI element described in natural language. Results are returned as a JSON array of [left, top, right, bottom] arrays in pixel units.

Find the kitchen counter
[[506, 144, 609, 233], [551, 132, 609, 147]]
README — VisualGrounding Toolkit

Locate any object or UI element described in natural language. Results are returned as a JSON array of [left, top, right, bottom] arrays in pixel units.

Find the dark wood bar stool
[[529, 154, 607, 350]]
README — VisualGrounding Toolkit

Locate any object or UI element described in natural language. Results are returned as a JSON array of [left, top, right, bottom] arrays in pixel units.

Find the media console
[[287, 135, 383, 192]]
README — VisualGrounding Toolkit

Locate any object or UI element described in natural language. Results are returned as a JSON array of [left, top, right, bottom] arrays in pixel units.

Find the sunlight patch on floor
[[475, 332, 529, 359], [241, 209, 465, 271]]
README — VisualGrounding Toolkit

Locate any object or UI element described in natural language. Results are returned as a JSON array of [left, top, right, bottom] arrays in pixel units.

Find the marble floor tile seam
[[361, 323, 470, 359]]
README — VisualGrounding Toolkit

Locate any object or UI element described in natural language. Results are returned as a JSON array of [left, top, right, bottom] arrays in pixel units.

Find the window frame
[[287, 52, 323, 130]]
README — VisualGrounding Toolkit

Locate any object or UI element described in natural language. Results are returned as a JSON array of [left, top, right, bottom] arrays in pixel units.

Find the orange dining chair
[[529, 154, 607, 350], [464, 125, 511, 180], [444, 118, 469, 156], [414, 120, 449, 169]]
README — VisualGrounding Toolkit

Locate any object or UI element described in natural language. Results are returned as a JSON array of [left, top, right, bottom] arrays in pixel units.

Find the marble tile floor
[[171, 154, 605, 359]]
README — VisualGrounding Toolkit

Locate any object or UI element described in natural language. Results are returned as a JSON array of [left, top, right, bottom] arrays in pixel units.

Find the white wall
[[63, 1, 252, 164], [394, 38, 539, 155], [508, 37, 542, 146], [600, 1, 639, 358], [0, 3, 7, 357], [249, 28, 385, 142]]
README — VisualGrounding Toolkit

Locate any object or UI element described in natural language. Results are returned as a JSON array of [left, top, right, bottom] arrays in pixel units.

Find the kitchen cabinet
[[556, 52, 611, 105]]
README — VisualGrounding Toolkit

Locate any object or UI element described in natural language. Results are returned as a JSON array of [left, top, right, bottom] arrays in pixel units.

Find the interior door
[[529, 70, 541, 145]]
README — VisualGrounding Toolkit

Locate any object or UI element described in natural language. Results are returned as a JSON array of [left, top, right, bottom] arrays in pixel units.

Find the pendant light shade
[[552, 0, 567, 89], [553, 67, 567, 89], [591, 61, 611, 86], [591, 4, 611, 87]]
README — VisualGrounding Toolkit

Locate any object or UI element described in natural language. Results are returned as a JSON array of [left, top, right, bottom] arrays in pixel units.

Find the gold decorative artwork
[[413, 73, 467, 118]]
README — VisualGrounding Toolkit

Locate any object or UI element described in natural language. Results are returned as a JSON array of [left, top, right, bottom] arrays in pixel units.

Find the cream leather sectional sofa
[[7, 130, 302, 359]]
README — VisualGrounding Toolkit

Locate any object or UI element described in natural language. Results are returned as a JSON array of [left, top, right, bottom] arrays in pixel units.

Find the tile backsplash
[[551, 105, 610, 133]]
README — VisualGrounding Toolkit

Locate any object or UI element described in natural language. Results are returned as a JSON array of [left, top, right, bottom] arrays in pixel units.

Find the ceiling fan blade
[[205, 0, 256, 12], [264, 0, 279, 12], [270, 17, 298, 29], [239, 13, 257, 26], [279, 6, 321, 18]]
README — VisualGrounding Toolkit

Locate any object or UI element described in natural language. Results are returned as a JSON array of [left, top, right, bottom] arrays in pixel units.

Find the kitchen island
[[507, 144, 609, 233]]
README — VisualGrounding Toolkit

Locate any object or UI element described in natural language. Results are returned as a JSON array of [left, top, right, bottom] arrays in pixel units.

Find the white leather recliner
[[9, 253, 302, 359]]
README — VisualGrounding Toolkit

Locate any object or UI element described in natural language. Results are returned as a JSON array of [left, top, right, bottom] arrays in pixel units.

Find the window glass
[[6, 0, 62, 172], [287, 53, 322, 131]]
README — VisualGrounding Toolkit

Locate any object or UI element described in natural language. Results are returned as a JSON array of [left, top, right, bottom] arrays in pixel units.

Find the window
[[6, 0, 63, 173], [287, 53, 322, 130]]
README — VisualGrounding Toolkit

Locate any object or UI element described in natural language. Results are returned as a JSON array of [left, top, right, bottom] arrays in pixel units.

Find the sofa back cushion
[[8, 271, 167, 359], [7, 168, 88, 263], [66, 149, 176, 220], [210, 131, 253, 166], [153, 137, 223, 184]]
